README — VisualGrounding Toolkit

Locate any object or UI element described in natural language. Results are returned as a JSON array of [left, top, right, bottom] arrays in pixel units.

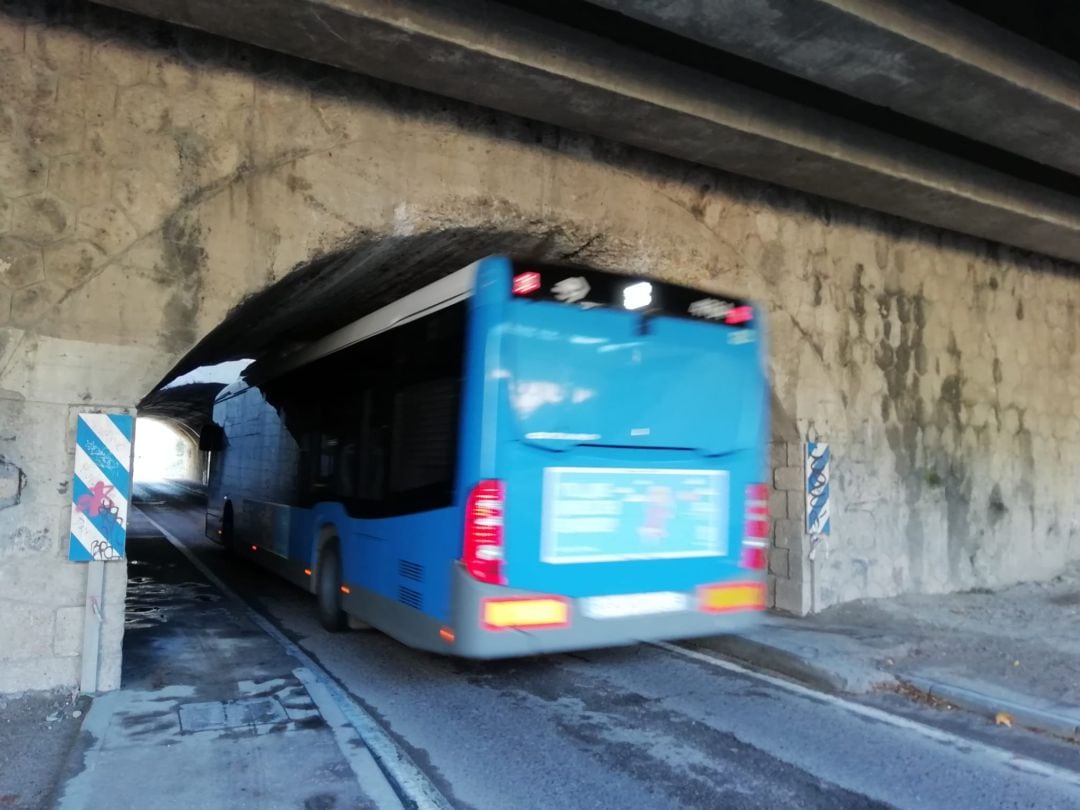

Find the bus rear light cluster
[[463, 480, 507, 585], [740, 483, 769, 570]]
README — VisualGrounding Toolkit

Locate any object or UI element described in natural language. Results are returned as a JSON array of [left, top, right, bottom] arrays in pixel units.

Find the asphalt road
[[133, 479, 1080, 810]]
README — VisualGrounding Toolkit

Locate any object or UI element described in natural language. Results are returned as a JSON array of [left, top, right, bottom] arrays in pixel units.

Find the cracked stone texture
[[0, 3, 1079, 692]]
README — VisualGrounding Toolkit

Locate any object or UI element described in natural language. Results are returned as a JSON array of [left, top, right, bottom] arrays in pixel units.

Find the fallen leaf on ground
[[995, 712, 1014, 728]]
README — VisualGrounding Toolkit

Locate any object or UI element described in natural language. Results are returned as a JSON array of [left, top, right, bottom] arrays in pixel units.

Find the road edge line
[[652, 641, 1080, 790], [902, 675, 1080, 742], [144, 511, 453, 810]]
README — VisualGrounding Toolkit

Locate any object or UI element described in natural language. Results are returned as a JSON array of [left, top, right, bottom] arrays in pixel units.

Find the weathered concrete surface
[[590, 0, 1080, 178], [1, 3, 1079, 691], [91, 0, 1080, 266], [55, 521, 399, 810]]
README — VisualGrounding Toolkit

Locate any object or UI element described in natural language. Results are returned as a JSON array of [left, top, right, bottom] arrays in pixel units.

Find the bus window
[[389, 377, 460, 497]]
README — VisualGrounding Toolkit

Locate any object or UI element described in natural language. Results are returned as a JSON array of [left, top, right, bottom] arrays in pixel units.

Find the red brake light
[[512, 272, 541, 296], [740, 546, 767, 570], [725, 305, 753, 325], [741, 483, 769, 569], [463, 480, 506, 584]]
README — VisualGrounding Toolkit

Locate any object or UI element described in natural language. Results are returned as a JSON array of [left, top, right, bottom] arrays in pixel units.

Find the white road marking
[[143, 511, 453, 810], [652, 641, 1080, 790], [294, 667, 405, 810]]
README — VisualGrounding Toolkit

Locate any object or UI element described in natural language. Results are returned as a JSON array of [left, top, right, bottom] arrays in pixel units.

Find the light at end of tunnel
[[439, 627, 455, 643], [133, 417, 199, 483], [340, 585, 351, 595], [304, 568, 312, 576]]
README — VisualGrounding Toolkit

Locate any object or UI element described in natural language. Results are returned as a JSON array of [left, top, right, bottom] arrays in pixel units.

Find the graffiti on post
[[805, 442, 831, 536], [69, 413, 133, 561]]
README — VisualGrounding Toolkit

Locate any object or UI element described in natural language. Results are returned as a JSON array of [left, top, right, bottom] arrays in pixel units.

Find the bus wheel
[[316, 543, 348, 632]]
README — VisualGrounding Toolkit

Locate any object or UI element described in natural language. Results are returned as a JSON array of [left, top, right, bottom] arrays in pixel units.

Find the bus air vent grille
[[398, 560, 424, 582], [398, 586, 422, 610]]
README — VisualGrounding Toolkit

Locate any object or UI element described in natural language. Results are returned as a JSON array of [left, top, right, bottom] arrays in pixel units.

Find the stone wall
[[1, 3, 1078, 691]]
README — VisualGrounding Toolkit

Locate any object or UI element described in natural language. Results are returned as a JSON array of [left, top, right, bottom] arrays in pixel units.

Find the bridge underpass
[[0, 0, 1078, 696]]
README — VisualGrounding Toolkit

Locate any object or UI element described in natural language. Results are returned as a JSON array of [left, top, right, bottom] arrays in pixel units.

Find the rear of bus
[[446, 257, 769, 657]]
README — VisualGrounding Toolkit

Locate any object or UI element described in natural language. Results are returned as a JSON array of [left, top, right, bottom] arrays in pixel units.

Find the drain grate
[[178, 697, 288, 732]]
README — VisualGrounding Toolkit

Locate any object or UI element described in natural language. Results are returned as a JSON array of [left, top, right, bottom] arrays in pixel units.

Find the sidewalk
[[691, 563, 1080, 741], [53, 512, 403, 810]]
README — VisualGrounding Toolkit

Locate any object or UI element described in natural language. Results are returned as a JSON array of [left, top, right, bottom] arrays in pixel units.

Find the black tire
[[316, 543, 348, 632]]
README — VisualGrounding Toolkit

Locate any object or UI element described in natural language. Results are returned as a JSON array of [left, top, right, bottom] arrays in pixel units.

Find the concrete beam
[[589, 0, 1080, 179], [93, 0, 1080, 266]]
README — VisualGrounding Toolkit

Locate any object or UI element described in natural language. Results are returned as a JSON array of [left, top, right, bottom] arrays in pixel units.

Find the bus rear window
[[504, 301, 765, 456]]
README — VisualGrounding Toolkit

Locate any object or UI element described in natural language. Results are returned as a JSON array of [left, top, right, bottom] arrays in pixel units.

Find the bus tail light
[[463, 480, 506, 585], [512, 271, 541, 296], [740, 483, 769, 570], [724, 305, 754, 325]]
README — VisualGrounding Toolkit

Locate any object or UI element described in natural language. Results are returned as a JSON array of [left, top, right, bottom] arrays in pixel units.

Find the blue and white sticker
[[805, 442, 830, 536], [69, 413, 133, 561]]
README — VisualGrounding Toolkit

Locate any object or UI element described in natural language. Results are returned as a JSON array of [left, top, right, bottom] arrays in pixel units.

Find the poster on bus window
[[541, 467, 728, 564]]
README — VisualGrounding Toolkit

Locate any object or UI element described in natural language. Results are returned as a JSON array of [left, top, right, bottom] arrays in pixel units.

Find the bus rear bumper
[[446, 564, 765, 659]]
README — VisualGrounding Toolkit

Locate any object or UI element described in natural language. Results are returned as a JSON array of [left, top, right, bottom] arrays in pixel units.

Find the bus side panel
[[204, 398, 228, 541], [317, 257, 507, 641], [455, 255, 513, 496], [313, 505, 464, 624]]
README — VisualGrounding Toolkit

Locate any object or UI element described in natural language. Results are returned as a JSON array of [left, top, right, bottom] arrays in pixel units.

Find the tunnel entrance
[[133, 418, 200, 484]]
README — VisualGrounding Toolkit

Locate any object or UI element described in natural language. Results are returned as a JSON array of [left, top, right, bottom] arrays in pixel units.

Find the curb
[[902, 676, 1080, 742], [145, 512, 453, 810], [688, 635, 879, 694], [691, 635, 1080, 743], [50, 691, 122, 810]]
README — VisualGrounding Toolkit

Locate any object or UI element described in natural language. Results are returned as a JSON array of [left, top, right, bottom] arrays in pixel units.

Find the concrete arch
[[2, 2, 1079, 694]]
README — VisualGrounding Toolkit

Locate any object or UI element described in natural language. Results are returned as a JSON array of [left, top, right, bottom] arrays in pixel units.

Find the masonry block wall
[[1, 4, 1078, 691], [768, 442, 808, 614]]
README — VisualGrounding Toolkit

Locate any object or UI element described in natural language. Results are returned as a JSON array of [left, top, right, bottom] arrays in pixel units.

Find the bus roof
[[243, 260, 481, 388]]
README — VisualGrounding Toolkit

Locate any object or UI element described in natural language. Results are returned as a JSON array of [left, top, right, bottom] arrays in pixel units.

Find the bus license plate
[[582, 592, 688, 620]]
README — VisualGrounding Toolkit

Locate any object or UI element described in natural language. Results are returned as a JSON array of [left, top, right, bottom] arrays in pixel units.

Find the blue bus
[[206, 256, 770, 658]]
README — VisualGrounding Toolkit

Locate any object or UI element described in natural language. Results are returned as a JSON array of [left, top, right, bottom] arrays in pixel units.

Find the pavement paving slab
[[690, 563, 1080, 741], [52, 514, 402, 810]]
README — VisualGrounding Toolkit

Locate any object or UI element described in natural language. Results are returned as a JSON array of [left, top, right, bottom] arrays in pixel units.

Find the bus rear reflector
[[482, 597, 569, 630], [698, 582, 767, 613], [463, 480, 506, 585]]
